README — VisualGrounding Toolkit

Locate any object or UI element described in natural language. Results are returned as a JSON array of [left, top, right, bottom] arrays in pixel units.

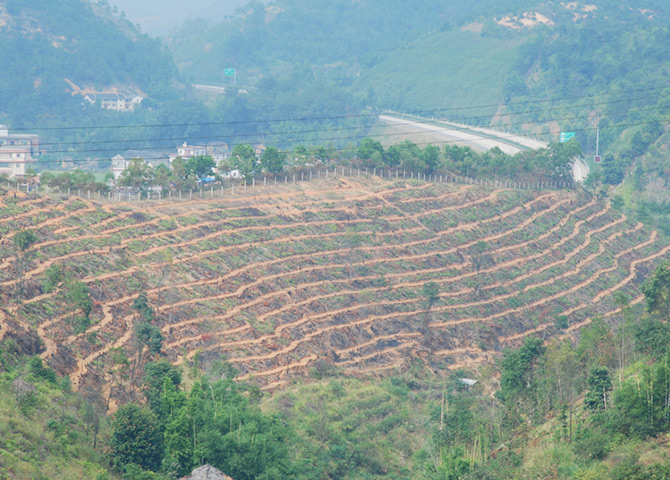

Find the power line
[[32, 95, 664, 151], [30, 116, 670, 163], [10, 86, 668, 132], [32, 104, 664, 156]]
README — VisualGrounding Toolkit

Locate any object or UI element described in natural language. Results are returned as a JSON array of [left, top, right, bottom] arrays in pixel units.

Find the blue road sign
[[560, 132, 576, 143]]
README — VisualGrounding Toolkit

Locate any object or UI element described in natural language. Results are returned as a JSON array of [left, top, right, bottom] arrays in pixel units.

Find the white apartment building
[[0, 126, 38, 178]]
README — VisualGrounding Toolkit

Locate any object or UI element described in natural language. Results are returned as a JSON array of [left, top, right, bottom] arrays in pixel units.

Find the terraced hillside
[[0, 176, 667, 406]]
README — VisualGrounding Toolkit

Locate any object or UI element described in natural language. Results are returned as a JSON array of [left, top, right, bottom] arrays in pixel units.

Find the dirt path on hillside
[[134, 214, 408, 259], [43, 200, 393, 251], [11, 183, 474, 287], [173, 202, 608, 351], [236, 354, 318, 382], [69, 313, 134, 390], [337, 340, 419, 367], [496, 294, 648, 350], [431, 230, 663, 329], [12, 179, 423, 262], [161, 196, 583, 352], [41, 186, 524, 293], [565, 295, 645, 333], [25, 185, 594, 385], [130, 185, 501, 261], [494, 217, 636, 292], [213, 221, 638, 366], [168, 323, 251, 350], [336, 332, 423, 357], [57, 190, 579, 365], [52, 210, 135, 235], [162, 197, 597, 339], [225, 224, 656, 370], [0, 198, 79, 227], [396, 184, 474, 204], [0, 309, 7, 342]]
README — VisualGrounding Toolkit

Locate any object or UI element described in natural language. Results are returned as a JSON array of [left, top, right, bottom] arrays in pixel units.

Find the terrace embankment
[[0, 176, 665, 405]]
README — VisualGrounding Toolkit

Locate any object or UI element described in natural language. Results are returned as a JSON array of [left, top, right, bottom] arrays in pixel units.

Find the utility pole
[[593, 115, 600, 163]]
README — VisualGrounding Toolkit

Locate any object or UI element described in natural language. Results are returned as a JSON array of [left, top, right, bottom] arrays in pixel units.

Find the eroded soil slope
[[0, 177, 665, 403]]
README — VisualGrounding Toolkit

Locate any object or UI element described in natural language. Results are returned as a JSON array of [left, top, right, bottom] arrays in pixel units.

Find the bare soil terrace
[[0, 176, 665, 405]]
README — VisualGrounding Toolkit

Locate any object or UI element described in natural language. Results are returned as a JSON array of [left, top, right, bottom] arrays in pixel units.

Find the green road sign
[[560, 132, 576, 143], [224, 68, 236, 77]]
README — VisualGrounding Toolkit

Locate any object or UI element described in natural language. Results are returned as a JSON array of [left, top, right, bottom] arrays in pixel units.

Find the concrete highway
[[380, 113, 588, 182]]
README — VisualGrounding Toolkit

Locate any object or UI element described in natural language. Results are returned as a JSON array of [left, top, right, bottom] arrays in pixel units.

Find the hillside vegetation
[[169, 0, 670, 172], [0, 176, 666, 402], [0, 0, 177, 122], [0, 177, 669, 478]]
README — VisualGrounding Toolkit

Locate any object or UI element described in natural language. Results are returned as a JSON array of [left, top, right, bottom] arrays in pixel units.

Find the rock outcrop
[[181, 464, 234, 480]]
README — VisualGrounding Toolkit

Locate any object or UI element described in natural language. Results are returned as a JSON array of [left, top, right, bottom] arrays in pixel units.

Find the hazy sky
[[109, 0, 252, 36]]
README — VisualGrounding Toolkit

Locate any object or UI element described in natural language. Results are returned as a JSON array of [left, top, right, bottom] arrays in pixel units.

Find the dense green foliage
[[357, 137, 580, 181], [0, 344, 112, 479], [0, 0, 176, 122]]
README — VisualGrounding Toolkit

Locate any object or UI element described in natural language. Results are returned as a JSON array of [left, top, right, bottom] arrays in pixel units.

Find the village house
[[85, 92, 144, 112], [169, 142, 207, 164], [111, 150, 170, 180], [0, 125, 39, 178]]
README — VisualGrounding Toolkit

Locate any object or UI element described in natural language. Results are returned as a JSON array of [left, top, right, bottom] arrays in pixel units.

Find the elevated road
[[380, 113, 588, 182], [379, 113, 547, 155], [193, 84, 227, 94]]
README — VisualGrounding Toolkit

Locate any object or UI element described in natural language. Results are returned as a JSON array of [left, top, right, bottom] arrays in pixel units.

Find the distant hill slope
[[110, 0, 253, 36], [170, 1, 670, 150], [0, 0, 178, 126], [0, 176, 666, 406]]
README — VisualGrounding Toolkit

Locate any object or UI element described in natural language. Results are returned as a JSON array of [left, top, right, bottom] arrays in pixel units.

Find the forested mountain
[[169, 1, 669, 140], [170, 0, 670, 227], [0, 0, 179, 124]]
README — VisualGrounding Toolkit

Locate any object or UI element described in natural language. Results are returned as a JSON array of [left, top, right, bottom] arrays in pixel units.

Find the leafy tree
[[632, 316, 670, 359], [583, 171, 602, 194], [602, 154, 625, 185], [421, 145, 441, 173], [153, 164, 170, 191], [424, 446, 471, 480], [576, 318, 615, 370], [110, 404, 163, 472], [496, 337, 545, 420], [65, 279, 93, 332], [612, 358, 670, 437], [65, 279, 92, 319], [224, 144, 257, 181], [470, 241, 491, 276], [135, 322, 163, 356], [162, 378, 295, 478], [422, 281, 440, 310], [358, 137, 384, 163], [312, 145, 329, 163], [260, 146, 286, 174], [28, 356, 57, 383], [133, 292, 155, 322], [42, 263, 64, 294], [641, 260, 670, 319], [13, 229, 37, 301], [143, 359, 182, 412], [118, 158, 155, 192], [292, 145, 309, 167], [611, 195, 625, 210], [169, 157, 197, 191], [186, 155, 216, 180], [584, 366, 612, 411]]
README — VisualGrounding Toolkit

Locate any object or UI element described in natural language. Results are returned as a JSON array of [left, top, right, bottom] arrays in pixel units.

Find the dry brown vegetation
[[0, 176, 666, 405]]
